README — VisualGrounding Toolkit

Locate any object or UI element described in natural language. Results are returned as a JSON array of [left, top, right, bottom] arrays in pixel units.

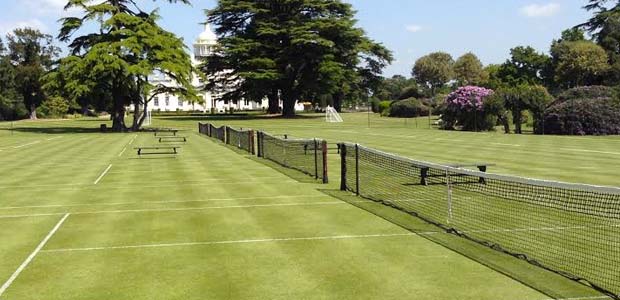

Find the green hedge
[[388, 98, 429, 118]]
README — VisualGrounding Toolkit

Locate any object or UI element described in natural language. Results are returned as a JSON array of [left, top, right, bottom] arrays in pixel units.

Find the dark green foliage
[[53, 0, 197, 131], [6, 28, 59, 120], [557, 85, 617, 102], [388, 98, 429, 118], [497, 46, 550, 87], [544, 98, 620, 135], [204, 0, 392, 116]]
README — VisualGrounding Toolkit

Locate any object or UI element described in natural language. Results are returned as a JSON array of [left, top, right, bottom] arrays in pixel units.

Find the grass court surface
[[0, 116, 615, 299]]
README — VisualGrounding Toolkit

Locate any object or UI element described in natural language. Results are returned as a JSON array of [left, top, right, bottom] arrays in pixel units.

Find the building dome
[[196, 24, 217, 45]]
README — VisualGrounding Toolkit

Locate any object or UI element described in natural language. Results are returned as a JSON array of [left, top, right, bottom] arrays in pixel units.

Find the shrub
[[543, 98, 620, 135], [38, 96, 70, 118], [442, 86, 495, 131], [388, 98, 429, 118], [556, 85, 616, 103], [378, 101, 392, 116]]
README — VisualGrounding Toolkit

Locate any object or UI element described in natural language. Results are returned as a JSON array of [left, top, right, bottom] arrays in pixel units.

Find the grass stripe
[[93, 164, 112, 185]]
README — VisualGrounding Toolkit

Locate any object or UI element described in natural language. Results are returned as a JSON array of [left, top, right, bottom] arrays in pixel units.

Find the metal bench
[[135, 146, 180, 155], [158, 136, 187, 143], [417, 163, 495, 185], [154, 129, 179, 137]]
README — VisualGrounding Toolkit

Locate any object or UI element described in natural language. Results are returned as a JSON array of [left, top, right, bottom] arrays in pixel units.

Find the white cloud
[[406, 25, 423, 33], [520, 3, 560, 17], [0, 19, 48, 35], [23, 0, 80, 17]]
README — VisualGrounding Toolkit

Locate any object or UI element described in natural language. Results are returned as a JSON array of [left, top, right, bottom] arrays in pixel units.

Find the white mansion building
[[142, 24, 304, 113]]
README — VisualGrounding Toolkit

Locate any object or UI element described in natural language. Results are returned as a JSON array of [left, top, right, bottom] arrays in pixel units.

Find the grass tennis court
[[0, 116, 615, 299]]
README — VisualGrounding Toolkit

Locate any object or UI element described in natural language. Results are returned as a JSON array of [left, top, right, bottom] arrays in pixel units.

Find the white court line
[[12, 141, 41, 149], [543, 296, 612, 300], [41, 233, 428, 253], [118, 147, 127, 157], [46, 136, 62, 141], [491, 142, 521, 147], [0, 180, 298, 192], [0, 201, 351, 219], [128, 135, 137, 145], [0, 213, 70, 297], [561, 148, 620, 156], [0, 195, 329, 210], [93, 164, 112, 185]]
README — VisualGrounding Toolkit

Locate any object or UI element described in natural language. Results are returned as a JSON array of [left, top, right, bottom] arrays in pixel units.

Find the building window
[[154, 96, 159, 107], [165, 95, 170, 106], [178, 99, 183, 107]]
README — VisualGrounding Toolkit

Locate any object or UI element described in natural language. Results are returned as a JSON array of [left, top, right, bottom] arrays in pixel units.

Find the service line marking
[[0, 201, 354, 219], [0, 213, 70, 297], [12, 141, 41, 149], [118, 147, 127, 157], [41, 232, 428, 253], [0, 194, 329, 210], [93, 164, 112, 185], [46, 136, 62, 141]]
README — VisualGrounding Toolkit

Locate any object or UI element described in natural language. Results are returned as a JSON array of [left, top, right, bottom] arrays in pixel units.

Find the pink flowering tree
[[442, 86, 496, 131]]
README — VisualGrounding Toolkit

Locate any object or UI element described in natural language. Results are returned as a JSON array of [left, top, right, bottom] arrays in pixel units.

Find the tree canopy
[[49, 0, 198, 131], [454, 53, 486, 86], [203, 0, 392, 116], [412, 52, 454, 95]]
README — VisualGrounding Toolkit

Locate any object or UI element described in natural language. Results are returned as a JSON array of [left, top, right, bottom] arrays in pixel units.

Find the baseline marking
[[41, 233, 429, 253], [0, 213, 70, 297], [561, 148, 620, 156], [93, 164, 112, 185], [12, 141, 41, 149], [46, 137, 62, 141]]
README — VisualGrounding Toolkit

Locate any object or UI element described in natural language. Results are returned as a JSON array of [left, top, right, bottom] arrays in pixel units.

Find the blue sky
[[0, 0, 593, 76]]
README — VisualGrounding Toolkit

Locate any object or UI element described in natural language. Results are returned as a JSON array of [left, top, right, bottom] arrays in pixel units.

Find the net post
[[322, 140, 328, 184], [314, 139, 319, 180], [339, 143, 347, 191], [257, 131, 262, 157], [249, 130, 255, 155], [355, 144, 360, 196], [224, 126, 229, 144]]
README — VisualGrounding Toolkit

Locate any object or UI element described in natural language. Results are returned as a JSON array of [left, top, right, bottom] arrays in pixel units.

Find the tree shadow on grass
[[159, 114, 324, 122], [3, 127, 105, 134]]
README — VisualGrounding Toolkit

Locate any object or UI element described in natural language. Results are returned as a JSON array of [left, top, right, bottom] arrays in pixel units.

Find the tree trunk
[[281, 89, 296, 118], [500, 114, 510, 134], [267, 90, 280, 114], [111, 92, 127, 132], [130, 99, 141, 132], [513, 110, 522, 134], [333, 91, 344, 112], [29, 104, 37, 120]]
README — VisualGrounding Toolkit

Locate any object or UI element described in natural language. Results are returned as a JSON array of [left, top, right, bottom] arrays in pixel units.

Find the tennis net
[[338, 142, 620, 298], [225, 126, 255, 154], [257, 131, 328, 183]]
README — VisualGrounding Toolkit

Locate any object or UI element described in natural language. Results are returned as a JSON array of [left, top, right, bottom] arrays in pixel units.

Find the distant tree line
[[373, 1, 620, 135]]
